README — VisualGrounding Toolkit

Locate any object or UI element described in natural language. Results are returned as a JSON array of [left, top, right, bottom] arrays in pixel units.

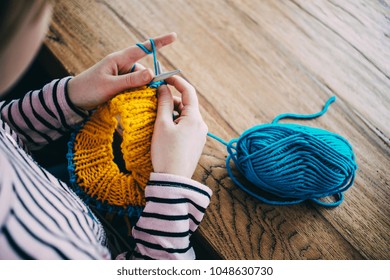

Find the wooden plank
[[43, 0, 390, 259], [233, 0, 390, 135], [229, 0, 390, 259]]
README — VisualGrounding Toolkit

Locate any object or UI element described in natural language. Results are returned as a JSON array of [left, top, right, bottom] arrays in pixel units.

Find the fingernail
[[157, 85, 168, 97], [142, 69, 152, 82]]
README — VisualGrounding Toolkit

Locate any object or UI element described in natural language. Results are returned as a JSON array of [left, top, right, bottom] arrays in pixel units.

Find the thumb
[[113, 69, 153, 93], [156, 85, 174, 123]]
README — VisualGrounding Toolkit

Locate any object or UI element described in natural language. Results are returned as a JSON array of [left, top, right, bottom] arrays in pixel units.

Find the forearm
[[125, 173, 212, 260], [0, 77, 89, 150]]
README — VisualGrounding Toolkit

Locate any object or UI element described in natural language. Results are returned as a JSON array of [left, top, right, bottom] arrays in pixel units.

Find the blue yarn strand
[[130, 64, 137, 73], [207, 131, 230, 146], [136, 39, 166, 88], [272, 96, 336, 124], [207, 96, 357, 207]]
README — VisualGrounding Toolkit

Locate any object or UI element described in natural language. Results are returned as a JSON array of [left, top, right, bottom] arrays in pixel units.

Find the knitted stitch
[[71, 86, 157, 208]]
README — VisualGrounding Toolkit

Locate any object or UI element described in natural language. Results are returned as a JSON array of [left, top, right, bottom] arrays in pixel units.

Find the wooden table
[[43, 0, 389, 259]]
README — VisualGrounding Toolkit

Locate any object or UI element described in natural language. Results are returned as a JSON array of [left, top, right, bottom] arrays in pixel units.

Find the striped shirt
[[0, 77, 212, 260]]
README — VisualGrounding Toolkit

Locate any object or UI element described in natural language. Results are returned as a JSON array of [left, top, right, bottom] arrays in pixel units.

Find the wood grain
[[44, 0, 389, 259]]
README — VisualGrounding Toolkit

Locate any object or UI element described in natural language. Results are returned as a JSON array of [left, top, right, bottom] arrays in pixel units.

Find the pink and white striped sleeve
[[129, 172, 212, 260], [0, 77, 88, 151]]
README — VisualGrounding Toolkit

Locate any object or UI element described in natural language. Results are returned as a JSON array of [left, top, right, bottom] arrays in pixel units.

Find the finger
[[113, 68, 153, 93], [173, 96, 184, 114], [130, 63, 146, 73], [165, 76, 199, 109], [116, 32, 177, 72], [156, 85, 175, 124]]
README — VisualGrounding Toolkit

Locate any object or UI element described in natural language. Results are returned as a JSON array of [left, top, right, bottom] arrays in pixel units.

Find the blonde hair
[[0, 0, 49, 54]]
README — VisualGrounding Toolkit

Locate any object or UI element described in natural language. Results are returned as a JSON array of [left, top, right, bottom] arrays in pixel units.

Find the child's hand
[[151, 76, 208, 178], [67, 33, 177, 110]]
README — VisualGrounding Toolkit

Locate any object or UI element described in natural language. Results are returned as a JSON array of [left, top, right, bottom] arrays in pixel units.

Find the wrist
[[67, 76, 82, 108], [65, 77, 91, 115]]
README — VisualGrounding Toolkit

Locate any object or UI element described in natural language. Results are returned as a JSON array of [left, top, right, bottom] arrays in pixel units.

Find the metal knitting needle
[[152, 69, 181, 82], [156, 60, 163, 76], [152, 60, 181, 82]]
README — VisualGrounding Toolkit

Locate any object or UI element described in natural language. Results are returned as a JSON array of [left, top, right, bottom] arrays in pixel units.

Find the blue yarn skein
[[207, 96, 357, 207]]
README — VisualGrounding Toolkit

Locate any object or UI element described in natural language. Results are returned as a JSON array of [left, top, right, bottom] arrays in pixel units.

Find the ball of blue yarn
[[208, 96, 357, 207]]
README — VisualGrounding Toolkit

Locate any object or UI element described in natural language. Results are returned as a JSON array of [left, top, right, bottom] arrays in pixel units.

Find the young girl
[[0, 0, 211, 259]]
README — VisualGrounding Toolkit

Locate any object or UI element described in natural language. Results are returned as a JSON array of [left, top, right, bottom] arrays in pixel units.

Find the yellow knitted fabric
[[72, 86, 157, 207]]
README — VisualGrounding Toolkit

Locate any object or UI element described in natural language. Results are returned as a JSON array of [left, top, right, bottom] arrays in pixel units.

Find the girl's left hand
[[151, 76, 208, 178], [67, 33, 177, 110]]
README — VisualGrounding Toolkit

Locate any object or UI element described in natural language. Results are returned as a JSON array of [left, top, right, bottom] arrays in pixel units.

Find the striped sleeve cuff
[[131, 173, 212, 260], [148, 173, 212, 203], [53, 77, 90, 127]]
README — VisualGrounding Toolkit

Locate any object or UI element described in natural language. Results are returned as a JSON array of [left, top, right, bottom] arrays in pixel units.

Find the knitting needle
[[156, 60, 163, 75], [153, 60, 181, 82], [152, 69, 181, 82]]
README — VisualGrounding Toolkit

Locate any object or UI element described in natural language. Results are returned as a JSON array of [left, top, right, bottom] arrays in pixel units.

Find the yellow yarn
[[72, 86, 157, 207]]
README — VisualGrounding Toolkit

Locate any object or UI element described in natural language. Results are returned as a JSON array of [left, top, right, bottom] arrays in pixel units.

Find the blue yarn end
[[67, 125, 144, 219]]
